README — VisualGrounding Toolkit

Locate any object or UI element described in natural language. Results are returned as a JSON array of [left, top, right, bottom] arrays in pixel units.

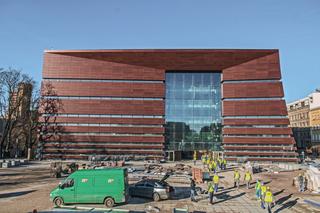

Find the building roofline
[[44, 48, 279, 54]]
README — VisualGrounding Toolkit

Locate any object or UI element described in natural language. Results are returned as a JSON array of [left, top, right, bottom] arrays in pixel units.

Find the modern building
[[41, 49, 297, 162]]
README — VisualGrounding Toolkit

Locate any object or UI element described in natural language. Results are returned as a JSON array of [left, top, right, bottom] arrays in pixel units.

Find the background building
[[287, 89, 320, 155], [41, 49, 297, 162]]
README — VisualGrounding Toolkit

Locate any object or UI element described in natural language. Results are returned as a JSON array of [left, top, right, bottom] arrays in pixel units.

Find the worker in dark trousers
[[190, 179, 197, 202]]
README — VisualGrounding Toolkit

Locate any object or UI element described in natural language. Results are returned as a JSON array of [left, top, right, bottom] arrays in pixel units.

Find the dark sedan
[[129, 176, 174, 201]]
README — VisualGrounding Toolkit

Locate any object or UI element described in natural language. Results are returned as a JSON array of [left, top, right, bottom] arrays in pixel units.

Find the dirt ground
[[0, 161, 60, 213], [0, 161, 320, 213]]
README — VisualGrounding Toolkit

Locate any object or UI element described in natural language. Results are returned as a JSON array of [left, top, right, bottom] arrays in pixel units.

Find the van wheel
[[54, 197, 64, 207], [153, 193, 160, 202], [104, 197, 115, 208]]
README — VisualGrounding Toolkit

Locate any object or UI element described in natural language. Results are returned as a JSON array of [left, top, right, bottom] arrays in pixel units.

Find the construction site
[[0, 156, 320, 213]]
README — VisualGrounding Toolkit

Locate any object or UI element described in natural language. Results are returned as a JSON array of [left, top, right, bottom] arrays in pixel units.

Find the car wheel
[[53, 197, 64, 207], [153, 193, 160, 202], [104, 197, 115, 208]]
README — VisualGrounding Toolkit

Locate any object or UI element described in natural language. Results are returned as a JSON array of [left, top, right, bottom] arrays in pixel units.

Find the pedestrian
[[213, 173, 219, 194], [255, 179, 262, 200], [222, 158, 227, 170], [190, 179, 197, 202], [193, 151, 197, 166], [297, 173, 305, 192], [244, 170, 252, 189], [201, 154, 206, 168], [234, 169, 240, 189], [260, 182, 267, 209], [264, 187, 275, 213], [208, 181, 214, 204], [211, 160, 217, 173]]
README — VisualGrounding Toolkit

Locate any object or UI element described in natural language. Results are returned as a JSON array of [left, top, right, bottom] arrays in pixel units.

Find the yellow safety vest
[[264, 191, 273, 203], [245, 173, 252, 181], [206, 159, 211, 165], [234, 172, 240, 180], [208, 182, 214, 192], [213, 175, 219, 184], [223, 159, 227, 165], [261, 186, 267, 195], [212, 161, 216, 168]]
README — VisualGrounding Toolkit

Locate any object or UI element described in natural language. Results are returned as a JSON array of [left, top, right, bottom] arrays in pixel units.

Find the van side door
[[75, 176, 95, 203]]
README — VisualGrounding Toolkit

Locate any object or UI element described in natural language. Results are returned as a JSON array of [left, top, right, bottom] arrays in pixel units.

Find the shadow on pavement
[[274, 198, 299, 213], [276, 193, 292, 205], [213, 192, 246, 205], [274, 189, 285, 196], [0, 190, 36, 199]]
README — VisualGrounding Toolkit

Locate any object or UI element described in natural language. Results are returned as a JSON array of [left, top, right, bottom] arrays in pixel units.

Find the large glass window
[[165, 72, 222, 151]]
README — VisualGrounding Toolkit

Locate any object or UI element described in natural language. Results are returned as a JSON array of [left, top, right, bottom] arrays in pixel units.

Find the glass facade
[[165, 72, 222, 151]]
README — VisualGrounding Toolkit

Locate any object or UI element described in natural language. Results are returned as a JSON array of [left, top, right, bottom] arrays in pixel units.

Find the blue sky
[[0, 0, 319, 102]]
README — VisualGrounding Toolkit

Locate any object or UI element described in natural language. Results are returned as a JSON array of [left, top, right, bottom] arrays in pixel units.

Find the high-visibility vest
[[208, 182, 214, 192], [212, 161, 217, 168], [209, 163, 213, 169], [255, 181, 261, 190], [264, 191, 273, 203], [223, 159, 227, 165], [261, 186, 267, 195], [202, 155, 206, 163], [234, 171, 240, 180], [245, 172, 252, 181], [206, 159, 211, 165], [213, 175, 219, 184]]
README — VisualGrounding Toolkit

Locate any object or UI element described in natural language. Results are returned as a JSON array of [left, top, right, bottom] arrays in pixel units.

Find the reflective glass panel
[[165, 72, 222, 151]]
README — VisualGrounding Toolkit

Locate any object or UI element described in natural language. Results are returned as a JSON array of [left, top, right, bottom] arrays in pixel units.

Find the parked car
[[129, 174, 174, 201], [50, 168, 129, 208]]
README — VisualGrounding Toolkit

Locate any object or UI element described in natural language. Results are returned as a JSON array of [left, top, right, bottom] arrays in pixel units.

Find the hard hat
[[267, 187, 270, 190]]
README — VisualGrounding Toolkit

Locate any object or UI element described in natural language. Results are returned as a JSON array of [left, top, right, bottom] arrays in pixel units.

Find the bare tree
[[0, 68, 33, 158], [36, 82, 63, 160]]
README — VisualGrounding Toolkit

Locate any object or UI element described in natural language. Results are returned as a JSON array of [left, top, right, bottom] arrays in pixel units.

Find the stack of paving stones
[[0, 159, 28, 168]]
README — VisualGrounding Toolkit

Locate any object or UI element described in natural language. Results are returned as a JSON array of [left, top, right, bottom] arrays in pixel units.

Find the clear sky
[[0, 0, 319, 102]]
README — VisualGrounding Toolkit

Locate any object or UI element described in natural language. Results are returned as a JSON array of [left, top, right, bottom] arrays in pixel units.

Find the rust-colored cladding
[[223, 118, 290, 126], [60, 99, 164, 115], [222, 100, 288, 116], [41, 49, 297, 162], [61, 126, 164, 134], [222, 82, 284, 98], [48, 81, 165, 98], [40, 117, 165, 125], [223, 137, 295, 145]]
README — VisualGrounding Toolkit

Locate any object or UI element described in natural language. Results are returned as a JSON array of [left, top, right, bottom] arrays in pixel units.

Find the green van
[[50, 168, 129, 207]]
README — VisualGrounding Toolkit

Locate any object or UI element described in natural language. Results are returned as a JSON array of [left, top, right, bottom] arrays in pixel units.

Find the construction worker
[[297, 173, 305, 192], [208, 181, 214, 204], [222, 158, 227, 170], [264, 187, 275, 213], [217, 158, 222, 171], [190, 179, 197, 202], [213, 173, 220, 193], [201, 154, 206, 167], [244, 170, 252, 189], [234, 169, 241, 189], [206, 155, 211, 166], [260, 182, 267, 209], [193, 151, 197, 166], [255, 179, 262, 199], [211, 160, 217, 173]]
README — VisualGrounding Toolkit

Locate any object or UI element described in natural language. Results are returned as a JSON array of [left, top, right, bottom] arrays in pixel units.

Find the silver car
[[129, 175, 174, 201]]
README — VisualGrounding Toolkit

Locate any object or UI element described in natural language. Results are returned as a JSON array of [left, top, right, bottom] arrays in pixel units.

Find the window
[[165, 72, 222, 151], [62, 178, 74, 188]]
